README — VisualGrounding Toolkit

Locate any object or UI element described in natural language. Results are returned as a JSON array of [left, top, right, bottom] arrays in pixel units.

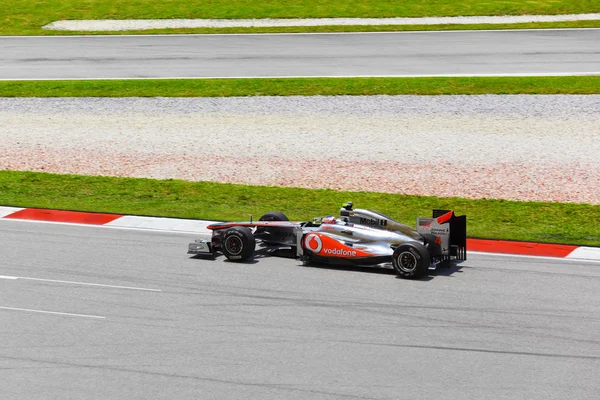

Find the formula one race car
[[188, 202, 466, 279]]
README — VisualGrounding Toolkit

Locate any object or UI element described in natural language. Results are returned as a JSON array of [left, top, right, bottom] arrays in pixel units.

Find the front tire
[[257, 211, 289, 244], [392, 242, 430, 279], [220, 227, 255, 262]]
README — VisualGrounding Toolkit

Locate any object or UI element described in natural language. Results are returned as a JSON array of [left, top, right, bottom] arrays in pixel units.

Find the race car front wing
[[188, 239, 214, 255]]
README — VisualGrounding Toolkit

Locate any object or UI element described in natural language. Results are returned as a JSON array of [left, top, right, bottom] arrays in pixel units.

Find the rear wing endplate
[[417, 210, 467, 260]]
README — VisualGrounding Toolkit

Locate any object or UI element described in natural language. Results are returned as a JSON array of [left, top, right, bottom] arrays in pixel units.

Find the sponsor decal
[[419, 219, 449, 235], [226, 230, 243, 238], [304, 233, 358, 257], [323, 248, 357, 257], [359, 217, 387, 226], [431, 227, 449, 235], [272, 230, 295, 240], [304, 234, 323, 253]]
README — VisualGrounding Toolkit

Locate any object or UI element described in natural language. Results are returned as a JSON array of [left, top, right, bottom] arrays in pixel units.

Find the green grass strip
[[2, 76, 600, 97], [1, 171, 598, 246], [3, 0, 600, 35]]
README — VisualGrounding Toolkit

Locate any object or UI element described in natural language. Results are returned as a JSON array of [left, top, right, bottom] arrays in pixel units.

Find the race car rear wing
[[416, 210, 467, 260]]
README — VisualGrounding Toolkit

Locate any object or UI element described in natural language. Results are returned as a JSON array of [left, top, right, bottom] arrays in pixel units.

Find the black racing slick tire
[[257, 212, 289, 243], [258, 211, 289, 221], [220, 227, 256, 262], [392, 242, 431, 279]]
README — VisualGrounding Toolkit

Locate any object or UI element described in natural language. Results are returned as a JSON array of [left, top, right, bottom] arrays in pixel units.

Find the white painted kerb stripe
[[106, 215, 213, 234], [0, 306, 105, 319], [566, 247, 600, 261], [0, 206, 25, 218], [468, 251, 600, 264]]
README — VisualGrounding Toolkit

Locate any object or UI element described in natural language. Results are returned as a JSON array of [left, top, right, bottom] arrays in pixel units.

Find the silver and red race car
[[188, 202, 466, 279]]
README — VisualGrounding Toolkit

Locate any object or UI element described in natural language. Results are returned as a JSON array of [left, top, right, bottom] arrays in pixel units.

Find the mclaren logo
[[304, 234, 323, 253]]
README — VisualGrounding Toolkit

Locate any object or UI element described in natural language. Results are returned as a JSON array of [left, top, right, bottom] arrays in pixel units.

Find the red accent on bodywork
[[467, 238, 578, 258], [4, 208, 122, 225], [436, 211, 454, 224]]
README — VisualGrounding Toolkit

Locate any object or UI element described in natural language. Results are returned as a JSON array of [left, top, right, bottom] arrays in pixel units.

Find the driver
[[321, 216, 337, 224]]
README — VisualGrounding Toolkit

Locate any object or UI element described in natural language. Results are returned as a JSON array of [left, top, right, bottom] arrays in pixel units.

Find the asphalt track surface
[[1, 220, 599, 399], [1, 29, 600, 80]]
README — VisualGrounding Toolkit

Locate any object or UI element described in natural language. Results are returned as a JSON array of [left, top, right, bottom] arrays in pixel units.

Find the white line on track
[[1, 72, 599, 81], [0, 275, 162, 292], [0, 306, 105, 319]]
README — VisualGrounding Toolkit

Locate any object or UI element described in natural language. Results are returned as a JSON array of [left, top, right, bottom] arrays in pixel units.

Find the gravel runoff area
[[1, 95, 599, 205], [43, 14, 600, 31]]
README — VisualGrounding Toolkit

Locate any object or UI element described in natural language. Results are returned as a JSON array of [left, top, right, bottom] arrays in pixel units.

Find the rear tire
[[392, 242, 430, 279], [259, 211, 289, 221], [220, 227, 255, 262]]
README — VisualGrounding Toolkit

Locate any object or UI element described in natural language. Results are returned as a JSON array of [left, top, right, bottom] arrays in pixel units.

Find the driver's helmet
[[321, 216, 337, 224]]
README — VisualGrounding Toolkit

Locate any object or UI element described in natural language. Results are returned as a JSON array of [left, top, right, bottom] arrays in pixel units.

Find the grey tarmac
[[1, 29, 600, 79], [1, 220, 599, 400]]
